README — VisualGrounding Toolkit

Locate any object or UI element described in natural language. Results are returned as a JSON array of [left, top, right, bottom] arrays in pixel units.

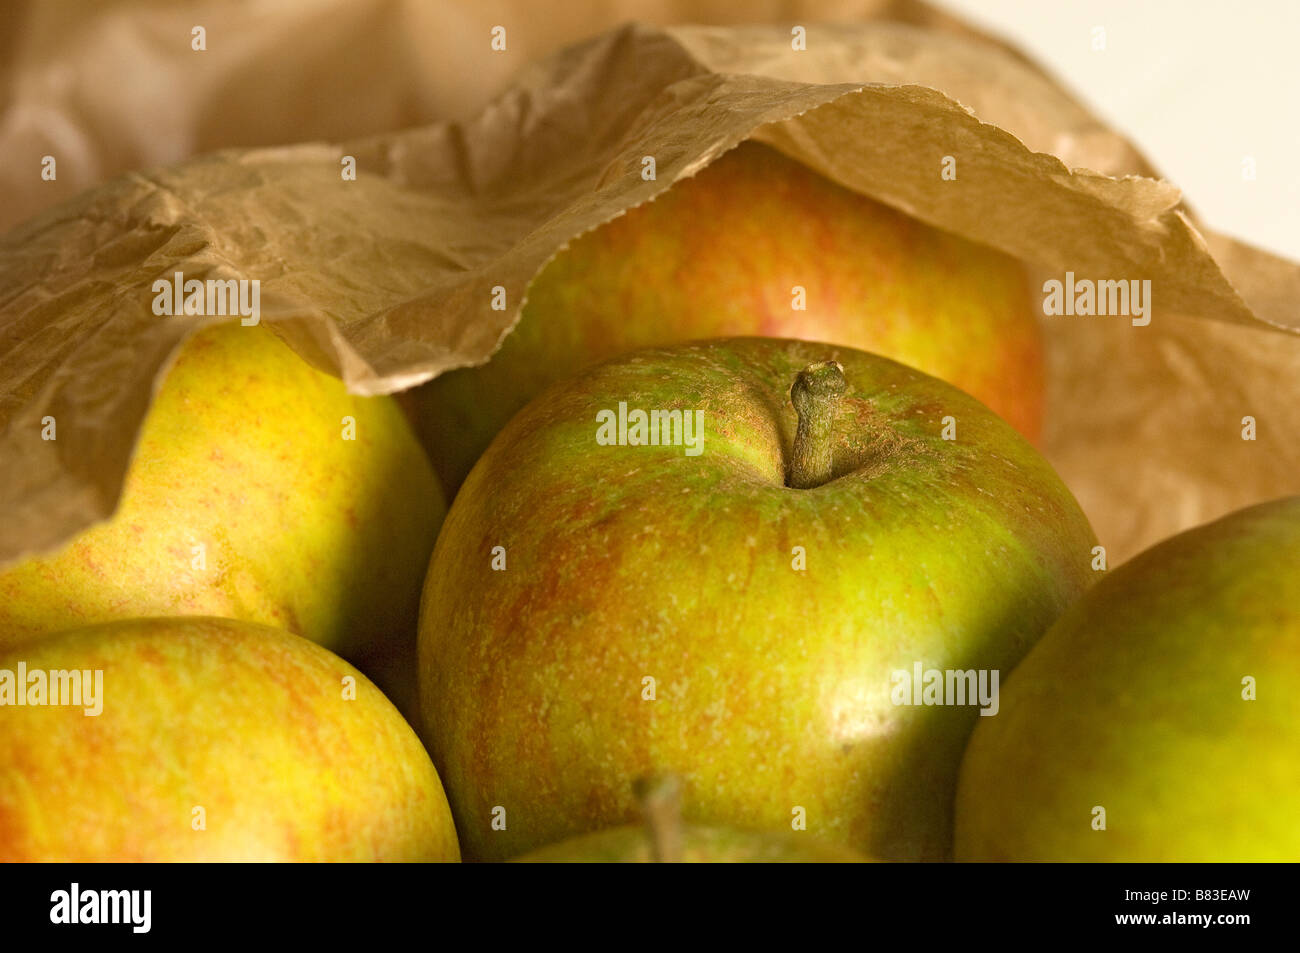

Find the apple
[[513, 776, 868, 863], [514, 824, 868, 863], [416, 139, 1044, 497], [0, 322, 444, 677], [0, 616, 460, 861], [418, 337, 1095, 861], [954, 496, 1300, 862]]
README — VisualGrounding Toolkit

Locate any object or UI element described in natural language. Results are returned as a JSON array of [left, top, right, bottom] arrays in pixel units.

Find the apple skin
[[0, 323, 444, 671], [513, 825, 869, 863], [416, 139, 1043, 497], [0, 616, 460, 861], [954, 496, 1300, 862], [418, 337, 1095, 862]]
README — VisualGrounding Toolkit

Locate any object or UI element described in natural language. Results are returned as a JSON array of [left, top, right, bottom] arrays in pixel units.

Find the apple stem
[[787, 360, 848, 489], [633, 775, 685, 863]]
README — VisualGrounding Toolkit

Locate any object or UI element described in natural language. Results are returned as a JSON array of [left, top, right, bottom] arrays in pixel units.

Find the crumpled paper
[[2, 1, 1298, 569]]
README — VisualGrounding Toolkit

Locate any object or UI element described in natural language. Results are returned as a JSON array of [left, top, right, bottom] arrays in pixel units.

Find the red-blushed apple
[[955, 496, 1300, 862], [0, 616, 460, 861], [415, 139, 1044, 497], [417, 337, 1095, 861]]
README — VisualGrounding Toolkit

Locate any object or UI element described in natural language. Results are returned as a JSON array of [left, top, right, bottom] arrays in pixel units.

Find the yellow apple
[[954, 496, 1300, 861], [0, 616, 460, 861], [0, 323, 444, 676]]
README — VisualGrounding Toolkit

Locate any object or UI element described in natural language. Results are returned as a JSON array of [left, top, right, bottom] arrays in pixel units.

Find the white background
[[935, 0, 1300, 260]]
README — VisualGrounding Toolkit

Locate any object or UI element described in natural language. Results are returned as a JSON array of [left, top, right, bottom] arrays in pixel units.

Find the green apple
[[514, 776, 868, 863], [515, 825, 869, 863], [416, 139, 1044, 497], [954, 496, 1300, 862], [0, 616, 460, 861], [0, 322, 444, 674], [418, 337, 1095, 862]]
